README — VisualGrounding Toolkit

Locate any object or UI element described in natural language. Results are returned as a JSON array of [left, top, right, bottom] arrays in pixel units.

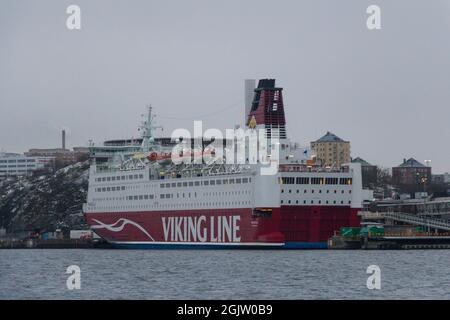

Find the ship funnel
[[246, 79, 286, 139]]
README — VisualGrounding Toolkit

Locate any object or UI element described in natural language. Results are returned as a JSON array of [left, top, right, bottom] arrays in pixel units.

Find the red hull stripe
[[85, 205, 360, 246]]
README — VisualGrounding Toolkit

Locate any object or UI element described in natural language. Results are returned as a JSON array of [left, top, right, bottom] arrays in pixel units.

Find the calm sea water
[[0, 249, 449, 299]]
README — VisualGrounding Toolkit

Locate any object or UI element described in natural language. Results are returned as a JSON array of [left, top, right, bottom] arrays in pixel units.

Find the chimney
[[244, 79, 256, 126], [62, 129, 66, 150]]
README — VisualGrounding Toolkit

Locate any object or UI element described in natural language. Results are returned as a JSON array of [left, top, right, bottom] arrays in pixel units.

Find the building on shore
[[24, 130, 89, 168], [0, 152, 54, 179], [392, 158, 431, 194], [432, 172, 450, 185], [310, 131, 350, 168], [25, 147, 89, 167], [352, 157, 377, 188]]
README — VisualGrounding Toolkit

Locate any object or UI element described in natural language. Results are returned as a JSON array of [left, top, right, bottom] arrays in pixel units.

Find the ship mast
[[140, 105, 162, 153]]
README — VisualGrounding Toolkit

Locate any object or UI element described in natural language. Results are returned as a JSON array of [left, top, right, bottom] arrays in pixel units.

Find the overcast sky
[[1, 0, 449, 173]]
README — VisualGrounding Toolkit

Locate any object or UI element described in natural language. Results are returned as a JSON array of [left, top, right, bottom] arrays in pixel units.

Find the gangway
[[383, 212, 450, 232]]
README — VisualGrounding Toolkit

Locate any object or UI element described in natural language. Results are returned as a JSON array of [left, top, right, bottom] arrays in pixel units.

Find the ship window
[[282, 177, 295, 184], [236, 179, 241, 184], [304, 190, 307, 193], [165, 183, 170, 188], [318, 200, 321, 204], [223, 179, 228, 184], [183, 182, 188, 187], [107, 187, 110, 191], [216, 180, 221, 185], [210, 180, 215, 185], [296, 177, 309, 184], [189, 182, 194, 186], [341, 201, 344, 204], [281, 189, 284, 193], [289, 190, 292, 193], [150, 195, 154, 199], [281, 200, 284, 204], [161, 194, 165, 199], [195, 181, 200, 186], [102, 187, 106, 192], [349, 190, 352, 194], [112, 177, 116, 181], [243, 178, 248, 183], [134, 174, 139, 179], [304, 200, 306, 204], [172, 183, 176, 187], [160, 184, 164, 188], [204, 181, 209, 186], [107, 177, 111, 181], [311, 190, 314, 193], [229, 179, 235, 184], [341, 190, 344, 194], [311, 200, 314, 204], [325, 177, 338, 185], [296, 190, 299, 193], [177, 182, 182, 187], [139, 174, 143, 179], [139, 195, 143, 200], [134, 195, 138, 200], [129, 175, 133, 179], [144, 195, 149, 199], [121, 176, 125, 180], [288, 200, 291, 204], [326, 200, 329, 204]]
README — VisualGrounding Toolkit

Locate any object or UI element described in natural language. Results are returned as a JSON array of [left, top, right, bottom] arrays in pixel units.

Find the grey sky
[[1, 0, 449, 173]]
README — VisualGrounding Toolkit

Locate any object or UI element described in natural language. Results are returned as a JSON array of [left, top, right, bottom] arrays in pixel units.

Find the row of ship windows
[[160, 177, 251, 188], [94, 189, 251, 201], [91, 201, 252, 210], [281, 199, 351, 205], [281, 177, 352, 185], [96, 186, 126, 192], [94, 175, 253, 186], [281, 189, 351, 194], [95, 174, 144, 182], [112, 193, 197, 200]]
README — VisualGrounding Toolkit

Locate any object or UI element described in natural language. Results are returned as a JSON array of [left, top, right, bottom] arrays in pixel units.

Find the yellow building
[[311, 131, 350, 168]]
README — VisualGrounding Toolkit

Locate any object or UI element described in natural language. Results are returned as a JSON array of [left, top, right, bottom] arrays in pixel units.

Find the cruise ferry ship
[[83, 79, 364, 249]]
